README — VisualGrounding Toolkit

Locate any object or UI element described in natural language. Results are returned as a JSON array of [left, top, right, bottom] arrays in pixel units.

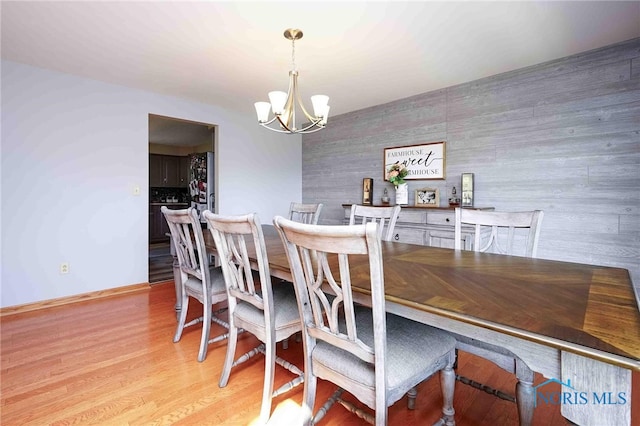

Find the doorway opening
[[148, 114, 217, 284]]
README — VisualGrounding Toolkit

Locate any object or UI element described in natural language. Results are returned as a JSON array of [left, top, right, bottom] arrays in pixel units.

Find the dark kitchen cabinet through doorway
[[149, 154, 188, 188], [149, 204, 188, 243]]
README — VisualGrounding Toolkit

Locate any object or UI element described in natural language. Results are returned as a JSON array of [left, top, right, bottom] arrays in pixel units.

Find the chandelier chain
[[291, 39, 297, 71]]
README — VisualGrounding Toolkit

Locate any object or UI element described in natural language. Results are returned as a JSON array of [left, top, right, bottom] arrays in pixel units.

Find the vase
[[395, 183, 408, 205]]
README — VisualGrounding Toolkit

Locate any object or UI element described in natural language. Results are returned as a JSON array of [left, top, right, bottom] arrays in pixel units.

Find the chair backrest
[[162, 207, 212, 296], [349, 204, 401, 242], [454, 208, 544, 258], [288, 202, 324, 225], [274, 216, 384, 367], [202, 211, 274, 320]]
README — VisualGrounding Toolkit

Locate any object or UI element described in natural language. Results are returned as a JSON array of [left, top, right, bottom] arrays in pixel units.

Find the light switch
[[133, 185, 141, 196]]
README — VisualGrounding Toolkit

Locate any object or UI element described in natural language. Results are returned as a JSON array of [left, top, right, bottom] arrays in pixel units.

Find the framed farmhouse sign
[[383, 141, 446, 181]]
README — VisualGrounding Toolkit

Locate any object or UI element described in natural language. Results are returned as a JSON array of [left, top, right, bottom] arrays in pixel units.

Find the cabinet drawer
[[391, 227, 426, 245], [397, 209, 427, 224], [426, 229, 457, 249], [425, 211, 455, 226]]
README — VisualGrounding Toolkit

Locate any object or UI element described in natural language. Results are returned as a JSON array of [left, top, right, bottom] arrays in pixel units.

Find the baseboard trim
[[151, 278, 175, 285], [0, 282, 151, 317]]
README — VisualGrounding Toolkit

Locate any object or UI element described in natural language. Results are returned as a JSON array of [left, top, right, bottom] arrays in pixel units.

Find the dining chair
[[285, 202, 323, 348], [289, 202, 324, 225], [273, 216, 457, 426], [348, 204, 401, 242], [161, 207, 229, 362], [452, 207, 544, 424], [454, 208, 544, 257], [202, 211, 304, 424]]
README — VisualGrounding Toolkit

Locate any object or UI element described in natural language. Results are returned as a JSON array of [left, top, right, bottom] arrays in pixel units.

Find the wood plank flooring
[[1, 282, 637, 425]]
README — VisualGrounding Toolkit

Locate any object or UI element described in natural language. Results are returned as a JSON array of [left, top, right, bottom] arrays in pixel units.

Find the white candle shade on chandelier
[[254, 29, 330, 134]]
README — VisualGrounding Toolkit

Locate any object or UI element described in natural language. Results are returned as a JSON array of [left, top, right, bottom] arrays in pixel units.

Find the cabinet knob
[[394, 234, 399, 241], [446, 218, 450, 222]]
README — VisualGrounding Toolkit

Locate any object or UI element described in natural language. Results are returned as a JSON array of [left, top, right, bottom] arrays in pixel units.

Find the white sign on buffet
[[384, 141, 446, 180]]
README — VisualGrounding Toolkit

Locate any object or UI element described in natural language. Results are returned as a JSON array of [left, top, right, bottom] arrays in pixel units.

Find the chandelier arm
[[259, 116, 325, 133], [293, 75, 317, 123], [296, 118, 324, 133], [298, 125, 326, 134], [260, 123, 325, 135], [260, 115, 280, 127], [275, 115, 294, 133], [259, 122, 292, 133], [260, 117, 324, 134]]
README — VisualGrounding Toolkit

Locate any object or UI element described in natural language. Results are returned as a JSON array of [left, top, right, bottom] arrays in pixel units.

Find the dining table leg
[[516, 361, 534, 426], [560, 351, 631, 425]]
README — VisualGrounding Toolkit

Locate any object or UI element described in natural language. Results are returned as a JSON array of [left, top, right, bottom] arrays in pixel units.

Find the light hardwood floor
[[1, 282, 637, 425]]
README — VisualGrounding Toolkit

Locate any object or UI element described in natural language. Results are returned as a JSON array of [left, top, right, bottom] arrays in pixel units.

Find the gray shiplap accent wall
[[302, 38, 640, 294]]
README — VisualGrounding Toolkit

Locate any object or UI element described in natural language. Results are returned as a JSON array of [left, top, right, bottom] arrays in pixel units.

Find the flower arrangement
[[387, 163, 408, 186]]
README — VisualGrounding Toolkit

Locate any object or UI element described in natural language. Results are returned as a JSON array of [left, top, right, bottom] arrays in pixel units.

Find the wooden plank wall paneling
[[302, 38, 640, 295]]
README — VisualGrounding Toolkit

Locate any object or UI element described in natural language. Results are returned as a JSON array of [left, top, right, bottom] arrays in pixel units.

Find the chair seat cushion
[[312, 307, 455, 404], [233, 281, 300, 332], [184, 266, 227, 298]]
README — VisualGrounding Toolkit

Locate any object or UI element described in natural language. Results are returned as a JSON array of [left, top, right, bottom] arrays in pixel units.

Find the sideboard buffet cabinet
[[342, 204, 494, 249]]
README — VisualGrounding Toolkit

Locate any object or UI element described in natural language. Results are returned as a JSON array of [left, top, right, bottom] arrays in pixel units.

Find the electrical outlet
[[60, 262, 69, 274], [133, 185, 141, 196]]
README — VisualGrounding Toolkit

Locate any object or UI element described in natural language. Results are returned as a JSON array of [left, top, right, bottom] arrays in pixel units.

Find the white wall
[[0, 60, 302, 308]]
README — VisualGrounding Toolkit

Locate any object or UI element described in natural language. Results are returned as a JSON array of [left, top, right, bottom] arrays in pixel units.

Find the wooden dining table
[[195, 224, 640, 426]]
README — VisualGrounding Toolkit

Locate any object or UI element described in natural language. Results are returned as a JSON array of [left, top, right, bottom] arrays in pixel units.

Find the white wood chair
[[273, 216, 457, 426], [161, 207, 229, 362], [286, 202, 323, 347], [289, 202, 324, 225], [348, 204, 401, 242], [454, 208, 544, 257], [202, 211, 303, 424], [453, 207, 544, 425]]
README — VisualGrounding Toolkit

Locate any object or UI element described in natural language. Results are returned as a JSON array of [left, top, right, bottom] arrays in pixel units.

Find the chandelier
[[254, 29, 330, 134]]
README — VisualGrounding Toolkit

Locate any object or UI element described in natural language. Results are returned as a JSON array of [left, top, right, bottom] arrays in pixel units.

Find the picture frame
[[362, 178, 373, 205], [415, 188, 440, 207], [461, 173, 474, 207], [384, 141, 446, 181]]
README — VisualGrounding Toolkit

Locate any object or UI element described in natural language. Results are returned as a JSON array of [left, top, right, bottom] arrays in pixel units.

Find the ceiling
[[2, 1, 639, 129]]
